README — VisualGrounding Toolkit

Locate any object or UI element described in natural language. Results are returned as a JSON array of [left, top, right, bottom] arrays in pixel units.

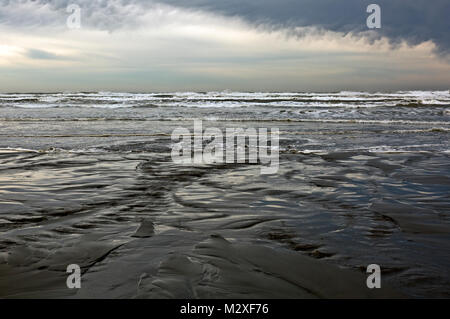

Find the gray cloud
[[0, 0, 149, 30], [1, 0, 449, 55], [158, 0, 450, 55]]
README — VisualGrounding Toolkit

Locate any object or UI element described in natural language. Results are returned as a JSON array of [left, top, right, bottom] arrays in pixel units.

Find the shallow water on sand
[[0, 91, 449, 298]]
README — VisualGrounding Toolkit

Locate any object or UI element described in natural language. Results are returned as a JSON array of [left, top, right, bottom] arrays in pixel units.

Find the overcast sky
[[1, 0, 449, 92]]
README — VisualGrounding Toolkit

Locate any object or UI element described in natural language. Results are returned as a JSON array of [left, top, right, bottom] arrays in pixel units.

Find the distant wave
[[0, 91, 449, 109]]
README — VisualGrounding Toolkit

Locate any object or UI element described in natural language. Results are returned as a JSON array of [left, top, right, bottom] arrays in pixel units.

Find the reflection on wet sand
[[0, 147, 449, 298]]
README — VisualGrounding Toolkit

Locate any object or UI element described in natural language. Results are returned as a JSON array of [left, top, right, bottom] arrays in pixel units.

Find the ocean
[[0, 90, 449, 298]]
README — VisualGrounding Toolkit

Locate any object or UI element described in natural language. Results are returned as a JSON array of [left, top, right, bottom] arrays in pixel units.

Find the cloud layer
[[1, 0, 449, 54], [159, 0, 450, 55], [0, 0, 449, 92]]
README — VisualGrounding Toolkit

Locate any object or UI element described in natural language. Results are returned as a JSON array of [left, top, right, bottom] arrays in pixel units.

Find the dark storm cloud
[[158, 0, 450, 54]]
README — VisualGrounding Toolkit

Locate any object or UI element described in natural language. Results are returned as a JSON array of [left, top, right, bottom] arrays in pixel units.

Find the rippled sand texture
[[0, 91, 449, 298]]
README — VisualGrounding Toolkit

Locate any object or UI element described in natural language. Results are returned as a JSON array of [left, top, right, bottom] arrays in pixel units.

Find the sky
[[0, 0, 449, 92]]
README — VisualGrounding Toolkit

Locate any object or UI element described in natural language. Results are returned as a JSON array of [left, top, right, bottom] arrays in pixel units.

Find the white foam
[[1, 91, 449, 109]]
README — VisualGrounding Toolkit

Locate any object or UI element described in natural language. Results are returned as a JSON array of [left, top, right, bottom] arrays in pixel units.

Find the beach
[[0, 91, 449, 298]]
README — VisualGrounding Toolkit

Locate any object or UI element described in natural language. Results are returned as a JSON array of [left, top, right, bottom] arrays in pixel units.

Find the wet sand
[[0, 148, 449, 298]]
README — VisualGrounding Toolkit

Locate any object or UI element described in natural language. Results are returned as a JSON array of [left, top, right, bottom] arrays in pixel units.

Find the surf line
[[180, 303, 214, 317]]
